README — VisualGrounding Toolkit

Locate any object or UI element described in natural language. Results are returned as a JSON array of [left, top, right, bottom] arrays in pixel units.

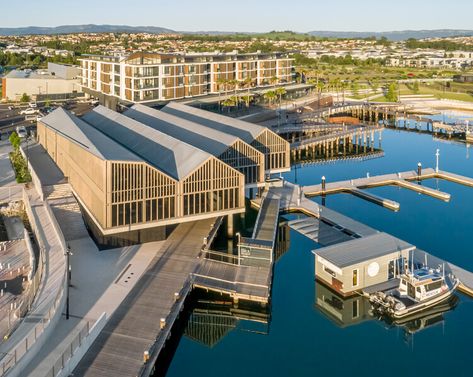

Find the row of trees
[[220, 87, 287, 112], [0, 51, 76, 68], [9, 132, 31, 183]]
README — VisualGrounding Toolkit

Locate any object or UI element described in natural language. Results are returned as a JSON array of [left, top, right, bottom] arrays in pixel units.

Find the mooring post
[[321, 176, 326, 192], [417, 162, 422, 179], [435, 149, 440, 173]]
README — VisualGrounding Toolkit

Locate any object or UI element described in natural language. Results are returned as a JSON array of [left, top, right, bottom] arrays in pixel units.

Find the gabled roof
[[315, 232, 415, 269], [124, 104, 240, 158], [161, 102, 266, 144], [40, 107, 141, 162], [82, 106, 212, 180]]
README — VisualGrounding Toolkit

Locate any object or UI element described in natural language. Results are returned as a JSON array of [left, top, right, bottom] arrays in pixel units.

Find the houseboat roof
[[314, 232, 415, 269]]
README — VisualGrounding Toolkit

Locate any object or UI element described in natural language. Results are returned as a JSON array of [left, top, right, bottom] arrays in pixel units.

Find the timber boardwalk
[[194, 194, 281, 303], [74, 219, 214, 377]]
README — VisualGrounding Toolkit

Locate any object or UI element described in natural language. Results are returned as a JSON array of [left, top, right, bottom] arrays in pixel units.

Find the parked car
[[20, 108, 37, 115], [28, 102, 37, 108], [16, 126, 27, 138], [36, 112, 44, 122]]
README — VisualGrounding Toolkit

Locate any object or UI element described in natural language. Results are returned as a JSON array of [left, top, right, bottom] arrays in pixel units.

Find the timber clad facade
[[79, 52, 294, 103], [37, 107, 245, 238], [123, 104, 267, 187], [161, 102, 291, 174]]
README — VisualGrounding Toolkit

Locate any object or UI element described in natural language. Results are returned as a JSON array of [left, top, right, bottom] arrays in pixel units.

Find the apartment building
[[79, 51, 294, 103]]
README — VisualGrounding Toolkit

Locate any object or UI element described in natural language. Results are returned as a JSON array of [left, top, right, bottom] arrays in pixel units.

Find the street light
[[65, 244, 72, 320]]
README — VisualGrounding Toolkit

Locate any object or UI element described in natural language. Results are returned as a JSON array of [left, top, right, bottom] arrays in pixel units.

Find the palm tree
[[263, 90, 277, 107], [341, 81, 349, 105], [274, 87, 287, 108], [270, 76, 278, 87], [221, 96, 237, 113], [332, 78, 341, 104], [216, 77, 228, 112], [241, 94, 254, 108]]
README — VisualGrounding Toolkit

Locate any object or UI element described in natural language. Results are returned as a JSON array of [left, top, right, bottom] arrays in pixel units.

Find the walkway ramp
[[288, 218, 356, 246], [73, 219, 213, 377], [44, 184, 89, 242], [194, 194, 281, 304]]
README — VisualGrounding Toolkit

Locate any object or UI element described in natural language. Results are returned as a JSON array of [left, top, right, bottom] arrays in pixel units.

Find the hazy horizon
[[3, 0, 473, 33]]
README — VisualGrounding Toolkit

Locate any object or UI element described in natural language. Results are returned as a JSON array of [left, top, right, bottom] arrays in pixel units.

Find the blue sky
[[4, 0, 473, 32]]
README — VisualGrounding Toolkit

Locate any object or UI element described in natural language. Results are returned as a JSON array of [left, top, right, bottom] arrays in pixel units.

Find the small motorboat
[[369, 265, 459, 319]]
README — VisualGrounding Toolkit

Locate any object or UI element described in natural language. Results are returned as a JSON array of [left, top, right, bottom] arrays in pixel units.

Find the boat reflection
[[314, 280, 459, 335]]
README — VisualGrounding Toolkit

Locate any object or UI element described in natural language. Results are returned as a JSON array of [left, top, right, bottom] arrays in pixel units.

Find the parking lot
[[0, 100, 94, 140]]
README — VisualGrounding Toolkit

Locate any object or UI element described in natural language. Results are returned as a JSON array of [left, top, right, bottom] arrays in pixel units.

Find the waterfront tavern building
[[78, 51, 294, 104], [36, 103, 290, 246], [161, 102, 290, 174], [37, 106, 245, 245]]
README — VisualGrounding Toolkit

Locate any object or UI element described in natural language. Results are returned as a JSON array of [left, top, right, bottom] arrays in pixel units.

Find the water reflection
[[314, 280, 459, 337], [184, 294, 270, 348]]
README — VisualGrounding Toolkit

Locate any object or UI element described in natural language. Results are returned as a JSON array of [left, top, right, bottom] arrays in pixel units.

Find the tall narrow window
[[352, 269, 359, 287]]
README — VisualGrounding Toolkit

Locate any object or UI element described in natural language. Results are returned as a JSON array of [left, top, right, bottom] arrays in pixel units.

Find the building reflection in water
[[182, 223, 291, 347], [184, 295, 270, 348], [314, 280, 459, 340]]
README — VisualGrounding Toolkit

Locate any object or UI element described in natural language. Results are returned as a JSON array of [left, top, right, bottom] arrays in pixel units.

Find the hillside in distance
[[308, 29, 473, 40], [0, 24, 174, 36]]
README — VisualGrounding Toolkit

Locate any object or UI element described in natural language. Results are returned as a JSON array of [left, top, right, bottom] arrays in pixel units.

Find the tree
[[274, 87, 287, 107], [263, 90, 277, 106], [20, 93, 30, 103], [412, 81, 420, 94], [385, 82, 399, 102], [221, 96, 238, 113], [9, 131, 21, 151], [241, 94, 253, 108]]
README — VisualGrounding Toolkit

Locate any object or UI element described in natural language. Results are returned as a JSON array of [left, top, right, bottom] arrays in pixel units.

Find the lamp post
[[435, 149, 440, 173], [65, 244, 72, 320]]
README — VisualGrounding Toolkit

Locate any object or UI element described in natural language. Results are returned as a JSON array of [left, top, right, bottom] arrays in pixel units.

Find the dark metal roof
[[315, 232, 415, 269], [40, 107, 141, 162], [82, 106, 212, 180], [161, 102, 266, 144], [124, 104, 240, 157]]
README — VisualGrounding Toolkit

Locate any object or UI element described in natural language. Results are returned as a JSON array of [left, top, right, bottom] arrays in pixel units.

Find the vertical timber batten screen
[[182, 158, 244, 216], [218, 140, 265, 185], [109, 162, 178, 228], [252, 129, 291, 173]]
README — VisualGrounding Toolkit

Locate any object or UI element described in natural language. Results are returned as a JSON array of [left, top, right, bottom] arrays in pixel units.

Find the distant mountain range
[[307, 29, 473, 41], [1, 25, 473, 40], [0, 24, 174, 36]]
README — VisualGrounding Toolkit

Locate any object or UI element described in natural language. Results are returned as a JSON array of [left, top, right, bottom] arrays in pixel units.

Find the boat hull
[[392, 281, 459, 319]]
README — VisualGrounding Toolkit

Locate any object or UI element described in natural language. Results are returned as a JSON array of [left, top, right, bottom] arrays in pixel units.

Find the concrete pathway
[[22, 237, 166, 376]]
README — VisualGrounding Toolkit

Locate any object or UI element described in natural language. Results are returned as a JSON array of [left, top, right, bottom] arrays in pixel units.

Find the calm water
[[165, 126, 473, 377]]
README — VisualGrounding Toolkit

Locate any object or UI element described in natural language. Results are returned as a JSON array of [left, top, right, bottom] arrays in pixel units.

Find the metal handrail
[[0, 189, 67, 377]]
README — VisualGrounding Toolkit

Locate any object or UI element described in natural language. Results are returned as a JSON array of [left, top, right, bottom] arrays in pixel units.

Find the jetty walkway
[[194, 194, 281, 304], [260, 173, 473, 299], [301, 168, 473, 211]]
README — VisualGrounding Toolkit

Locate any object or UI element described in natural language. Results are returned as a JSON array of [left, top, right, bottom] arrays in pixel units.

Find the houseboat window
[[388, 260, 395, 279], [416, 287, 421, 293], [352, 300, 359, 319], [352, 269, 359, 287], [426, 281, 442, 292], [323, 266, 336, 277]]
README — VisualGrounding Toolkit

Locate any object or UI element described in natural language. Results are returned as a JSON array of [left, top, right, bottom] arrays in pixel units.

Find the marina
[[165, 127, 473, 377]]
